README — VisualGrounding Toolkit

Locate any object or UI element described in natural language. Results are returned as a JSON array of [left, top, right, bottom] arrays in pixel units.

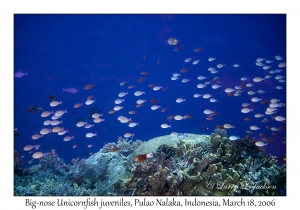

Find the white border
[[1, 0, 296, 209]]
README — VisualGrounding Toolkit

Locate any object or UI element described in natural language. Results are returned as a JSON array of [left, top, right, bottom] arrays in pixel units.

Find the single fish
[[86, 133, 97, 138], [193, 47, 202, 52], [124, 133, 134, 138], [176, 98, 185, 103], [256, 58, 265, 62], [151, 105, 160, 110], [48, 94, 56, 101], [62, 88, 78, 94], [118, 92, 128, 97], [74, 103, 83, 108], [14, 71, 28, 78], [255, 141, 267, 147], [134, 91, 145, 96], [185, 58, 192, 62], [14, 132, 20, 137], [84, 83, 95, 90], [153, 86, 162, 91], [192, 59, 200, 65], [161, 124, 171, 128], [129, 122, 138, 127], [140, 71, 149, 75], [50, 101, 62, 107], [217, 64, 225, 68], [229, 136, 240, 141], [63, 136, 74, 141], [26, 106, 43, 113], [94, 118, 104, 123], [134, 153, 153, 162], [32, 152, 44, 159], [223, 124, 234, 129], [177, 133, 188, 138], [167, 37, 179, 45], [110, 147, 120, 152]]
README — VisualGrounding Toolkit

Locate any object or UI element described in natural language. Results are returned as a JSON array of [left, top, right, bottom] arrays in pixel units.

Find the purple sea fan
[[14, 71, 28, 78], [62, 88, 78, 94]]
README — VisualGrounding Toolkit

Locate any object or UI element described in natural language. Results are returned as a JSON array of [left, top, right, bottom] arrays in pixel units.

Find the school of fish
[[15, 37, 286, 164]]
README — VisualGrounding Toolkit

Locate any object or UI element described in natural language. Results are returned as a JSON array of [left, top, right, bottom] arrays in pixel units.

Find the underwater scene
[[14, 14, 286, 196]]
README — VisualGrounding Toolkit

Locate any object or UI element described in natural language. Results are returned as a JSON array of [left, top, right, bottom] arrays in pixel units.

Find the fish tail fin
[[38, 106, 44, 111], [62, 88, 65, 93]]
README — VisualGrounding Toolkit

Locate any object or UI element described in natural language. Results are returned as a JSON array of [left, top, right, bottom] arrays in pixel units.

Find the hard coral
[[14, 133, 286, 196]]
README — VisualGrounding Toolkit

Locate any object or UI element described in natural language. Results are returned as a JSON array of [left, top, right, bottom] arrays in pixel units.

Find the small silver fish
[[167, 37, 179, 45]]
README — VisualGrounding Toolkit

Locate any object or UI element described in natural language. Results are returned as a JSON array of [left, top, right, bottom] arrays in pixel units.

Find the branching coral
[[192, 153, 217, 176]]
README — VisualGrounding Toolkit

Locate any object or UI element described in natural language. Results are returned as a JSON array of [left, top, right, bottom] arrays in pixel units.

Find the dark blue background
[[14, 14, 286, 166]]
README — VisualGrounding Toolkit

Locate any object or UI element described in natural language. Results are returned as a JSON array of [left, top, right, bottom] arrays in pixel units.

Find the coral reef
[[14, 132, 286, 196], [101, 137, 143, 156]]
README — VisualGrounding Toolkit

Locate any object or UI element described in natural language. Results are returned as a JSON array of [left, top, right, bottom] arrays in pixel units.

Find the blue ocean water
[[14, 14, 286, 166]]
